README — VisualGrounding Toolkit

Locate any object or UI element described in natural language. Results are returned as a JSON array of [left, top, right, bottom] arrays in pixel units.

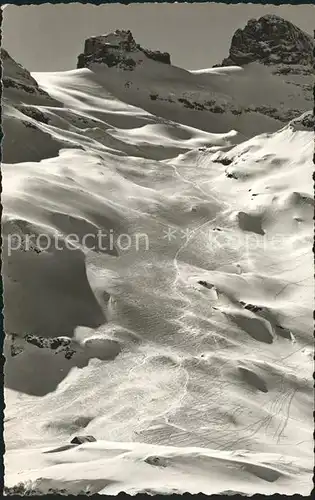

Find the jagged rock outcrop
[[10, 333, 76, 359], [77, 29, 171, 70], [219, 14, 314, 67], [289, 110, 314, 131], [8, 331, 122, 365]]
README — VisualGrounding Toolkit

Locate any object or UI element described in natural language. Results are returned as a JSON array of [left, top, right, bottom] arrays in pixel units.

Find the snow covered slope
[[2, 20, 313, 496]]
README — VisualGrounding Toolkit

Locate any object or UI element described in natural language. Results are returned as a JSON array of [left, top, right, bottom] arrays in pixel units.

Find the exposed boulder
[[70, 435, 97, 445]]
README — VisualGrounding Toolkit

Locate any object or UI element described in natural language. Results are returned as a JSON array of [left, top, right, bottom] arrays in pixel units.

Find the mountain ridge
[[1, 15, 313, 160]]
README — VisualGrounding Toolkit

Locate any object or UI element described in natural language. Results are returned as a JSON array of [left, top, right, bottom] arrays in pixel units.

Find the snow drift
[[2, 16, 313, 495]]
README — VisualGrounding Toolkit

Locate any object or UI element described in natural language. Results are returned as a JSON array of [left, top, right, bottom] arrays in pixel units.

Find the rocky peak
[[1, 48, 57, 102], [220, 15, 314, 67], [2, 48, 40, 88], [77, 29, 171, 70]]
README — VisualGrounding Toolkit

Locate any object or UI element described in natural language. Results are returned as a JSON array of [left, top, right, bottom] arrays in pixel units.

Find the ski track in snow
[[2, 55, 313, 495]]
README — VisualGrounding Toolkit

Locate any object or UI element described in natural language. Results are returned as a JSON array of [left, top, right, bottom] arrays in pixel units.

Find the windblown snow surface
[[2, 56, 314, 495]]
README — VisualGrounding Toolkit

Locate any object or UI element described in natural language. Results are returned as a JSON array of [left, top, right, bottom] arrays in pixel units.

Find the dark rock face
[[77, 29, 171, 70], [141, 48, 171, 65], [220, 14, 314, 67], [17, 105, 50, 124], [289, 111, 314, 131]]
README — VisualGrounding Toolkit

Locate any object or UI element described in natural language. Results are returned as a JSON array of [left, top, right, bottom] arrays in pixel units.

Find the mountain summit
[[220, 14, 313, 67], [77, 29, 171, 70]]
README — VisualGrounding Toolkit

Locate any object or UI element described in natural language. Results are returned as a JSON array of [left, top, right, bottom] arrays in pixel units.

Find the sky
[[2, 3, 315, 72]]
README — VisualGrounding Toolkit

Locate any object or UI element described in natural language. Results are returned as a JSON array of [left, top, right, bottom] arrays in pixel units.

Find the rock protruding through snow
[[219, 14, 313, 67], [77, 29, 171, 70], [70, 435, 97, 445]]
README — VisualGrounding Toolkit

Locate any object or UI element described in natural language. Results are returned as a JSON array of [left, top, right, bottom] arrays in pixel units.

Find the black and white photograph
[[1, 2, 314, 495]]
